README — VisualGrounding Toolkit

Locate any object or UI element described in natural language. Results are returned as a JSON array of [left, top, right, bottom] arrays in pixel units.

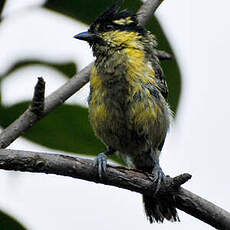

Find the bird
[[74, 0, 179, 223]]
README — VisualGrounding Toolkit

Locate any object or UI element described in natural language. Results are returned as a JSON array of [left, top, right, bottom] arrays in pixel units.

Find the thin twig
[[0, 149, 229, 230], [155, 50, 172, 60], [137, 0, 164, 25], [0, 63, 93, 148], [30, 77, 45, 116], [0, 0, 164, 148]]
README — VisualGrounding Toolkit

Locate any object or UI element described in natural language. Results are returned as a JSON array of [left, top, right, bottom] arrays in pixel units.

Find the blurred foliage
[[44, 0, 142, 24], [0, 209, 27, 230], [0, 60, 77, 81], [0, 102, 105, 154]]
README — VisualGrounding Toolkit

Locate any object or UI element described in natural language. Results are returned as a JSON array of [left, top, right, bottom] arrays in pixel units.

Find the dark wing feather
[[153, 60, 168, 100]]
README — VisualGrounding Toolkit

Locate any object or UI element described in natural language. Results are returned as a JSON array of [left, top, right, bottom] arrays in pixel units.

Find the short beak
[[73, 31, 97, 42]]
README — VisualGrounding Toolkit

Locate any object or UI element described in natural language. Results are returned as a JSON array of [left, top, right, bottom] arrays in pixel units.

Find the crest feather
[[95, 0, 123, 23], [89, 0, 145, 35]]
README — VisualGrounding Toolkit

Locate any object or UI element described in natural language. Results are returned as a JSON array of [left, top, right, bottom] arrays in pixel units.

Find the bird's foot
[[94, 147, 115, 180], [94, 152, 108, 180], [152, 164, 166, 195]]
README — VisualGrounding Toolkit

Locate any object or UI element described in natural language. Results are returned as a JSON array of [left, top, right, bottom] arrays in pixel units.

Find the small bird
[[74, 0, 179, 223]]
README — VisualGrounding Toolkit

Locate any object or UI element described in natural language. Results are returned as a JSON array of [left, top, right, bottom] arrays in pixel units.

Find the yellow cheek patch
[[101, 31, 141, 47], [113, 17, 133, 25]]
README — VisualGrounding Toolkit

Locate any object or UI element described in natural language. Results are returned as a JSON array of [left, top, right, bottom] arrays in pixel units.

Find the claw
[[152, 165, 165, 195], [94, 152, 108, 179]]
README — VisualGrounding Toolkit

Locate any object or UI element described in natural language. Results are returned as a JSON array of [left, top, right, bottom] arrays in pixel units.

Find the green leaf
[[0, 60, 77, 81], [0, 209, 27, 230], [44, 0, 181, 113], [0, 102, 104, 153], [0, 102, 124, 163], [0, 87, 2, 105], [44, 0, 141, 25]]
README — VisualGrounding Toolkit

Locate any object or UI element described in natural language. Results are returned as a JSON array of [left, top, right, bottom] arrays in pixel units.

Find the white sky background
[[0, 0, 229, 229]]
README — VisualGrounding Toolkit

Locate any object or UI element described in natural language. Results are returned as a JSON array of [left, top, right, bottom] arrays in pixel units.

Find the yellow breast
[[89, 66, 108, 134]]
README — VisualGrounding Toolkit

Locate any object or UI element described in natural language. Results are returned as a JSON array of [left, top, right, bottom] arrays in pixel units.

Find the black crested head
[[74, 0, 149, 57], [88, 0, 146, 35]]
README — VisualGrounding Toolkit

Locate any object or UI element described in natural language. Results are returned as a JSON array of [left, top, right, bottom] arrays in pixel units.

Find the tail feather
[[143, 195, 180, 223]]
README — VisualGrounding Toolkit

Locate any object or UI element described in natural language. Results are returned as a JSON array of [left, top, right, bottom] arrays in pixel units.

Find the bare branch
[[0, 0, 165, 148], [0, 148, 229, 229], [155, 50, 172, 60], [137, 0, 164, 25], [0, 63, 93, 148], [44, 62, 93, 114], [30, 77, 45, 116], [0, 110, 38, 148]]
